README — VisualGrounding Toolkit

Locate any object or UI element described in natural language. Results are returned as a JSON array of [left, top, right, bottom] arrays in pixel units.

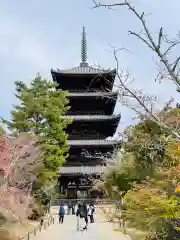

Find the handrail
[[51, 198, 117, 206], [18, 214, 54, 240]]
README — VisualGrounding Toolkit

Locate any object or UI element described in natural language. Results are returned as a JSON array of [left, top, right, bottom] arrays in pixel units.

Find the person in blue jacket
[[59, 203, 65, 224]]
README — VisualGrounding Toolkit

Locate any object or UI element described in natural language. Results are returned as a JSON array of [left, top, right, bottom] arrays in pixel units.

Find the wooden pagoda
[[51, 27, 120, 199]]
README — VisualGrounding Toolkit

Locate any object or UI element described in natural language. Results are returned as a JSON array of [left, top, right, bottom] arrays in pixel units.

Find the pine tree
[[1, 76, 71, 185]]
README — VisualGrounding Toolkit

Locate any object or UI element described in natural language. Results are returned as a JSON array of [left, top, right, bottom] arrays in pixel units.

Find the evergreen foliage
[[1, 76, 71, 185]]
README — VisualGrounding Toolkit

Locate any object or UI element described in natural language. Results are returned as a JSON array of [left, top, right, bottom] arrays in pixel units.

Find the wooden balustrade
[[51, 198, 117, 206], [18, 215, 54, 240]]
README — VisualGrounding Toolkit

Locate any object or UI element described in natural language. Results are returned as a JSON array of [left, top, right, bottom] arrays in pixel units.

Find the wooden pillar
[[60, 185, 63, 194]]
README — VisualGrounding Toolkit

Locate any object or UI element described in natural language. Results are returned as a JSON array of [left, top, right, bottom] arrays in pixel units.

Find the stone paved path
[[32, 213, 130, 240]]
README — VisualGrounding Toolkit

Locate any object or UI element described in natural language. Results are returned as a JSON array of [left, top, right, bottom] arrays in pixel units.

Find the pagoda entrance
[[77, 189, 88, 198], [67, 187, 76, 198], [58, 176, 93, 199]]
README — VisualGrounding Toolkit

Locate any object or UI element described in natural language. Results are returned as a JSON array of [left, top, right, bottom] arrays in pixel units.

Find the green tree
[[1, 76, 71, 185], [102, 119, 167, 198], [101, 114, 180, 239], [123, 181, 180, 239]]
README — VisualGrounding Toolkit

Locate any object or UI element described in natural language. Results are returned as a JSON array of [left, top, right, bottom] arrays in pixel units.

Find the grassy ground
[[98, 206, 148, 240], [1, 212, 53, 240], [114, 227, 148, 240], [1, 214, 52, 239], [1, 219, 40, 239]]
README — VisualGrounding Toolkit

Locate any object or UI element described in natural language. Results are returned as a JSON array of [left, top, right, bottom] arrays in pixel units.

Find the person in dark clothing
[[67, 200, 72, 215], [76, 202, 83, 231], [76, 202, 88, 231], [59, 203, 65, 224], [82, 202, 88, 229], [72, 204, 75, 215]]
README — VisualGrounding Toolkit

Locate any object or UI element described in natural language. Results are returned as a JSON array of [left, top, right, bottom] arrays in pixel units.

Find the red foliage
[[0, 133, 42, 221]]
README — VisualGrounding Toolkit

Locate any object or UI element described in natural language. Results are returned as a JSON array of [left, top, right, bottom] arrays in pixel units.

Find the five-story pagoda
[[51, 27, 121, 199]]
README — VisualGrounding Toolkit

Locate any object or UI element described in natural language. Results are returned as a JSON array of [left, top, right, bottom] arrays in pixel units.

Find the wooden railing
[[51, 198, 117, 206], [68, 139, 119, 145], [18, 215, 54, 240]]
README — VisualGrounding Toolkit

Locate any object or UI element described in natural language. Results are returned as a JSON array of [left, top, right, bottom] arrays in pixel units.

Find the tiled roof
[[51, 66, 116, 75], [67, 139, 119, 146], [67, 91, 118, 97], [59, 166, 105, 174], [62, 114, 121, 121]]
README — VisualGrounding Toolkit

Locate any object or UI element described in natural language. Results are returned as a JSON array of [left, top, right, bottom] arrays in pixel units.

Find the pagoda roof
[[51, 67, 116, 76], [66, 91, 118, 115], [59, 166, 105, 175], [62, 114, 121, 121], [51, 28, 117, 92], [67, 91, 118, 97], [67, 139, 119, 146]]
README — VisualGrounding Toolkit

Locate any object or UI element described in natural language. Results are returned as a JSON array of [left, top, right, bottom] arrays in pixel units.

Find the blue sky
[[1, 0, 180, 134]]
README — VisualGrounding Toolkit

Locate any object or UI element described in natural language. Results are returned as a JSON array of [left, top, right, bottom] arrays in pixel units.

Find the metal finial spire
[[80, 27, 88, 67]]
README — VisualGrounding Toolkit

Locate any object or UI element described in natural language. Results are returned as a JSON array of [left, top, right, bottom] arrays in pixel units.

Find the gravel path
[[32, 209, 130, 240]]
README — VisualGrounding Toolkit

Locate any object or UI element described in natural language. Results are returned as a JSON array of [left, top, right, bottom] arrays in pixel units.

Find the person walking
[[88, 203, 95, 223], [72, 203, 75, 215], [67, 200, 72, 215], [76, 202, 82, 231], [58, 203, 65, 224], [82, 201, 88, 230], [76, 202, 88, 231]]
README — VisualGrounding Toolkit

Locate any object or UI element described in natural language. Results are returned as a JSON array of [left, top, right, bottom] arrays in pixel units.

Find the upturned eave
[[62, 114, 121, 122], [59, 166, 105, 175], [67, 91, 118, 98], [67, 139, 120, 146], [51, 67, 116, 76]]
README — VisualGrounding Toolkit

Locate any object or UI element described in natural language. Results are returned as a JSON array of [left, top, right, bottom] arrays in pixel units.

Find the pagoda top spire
[[80, 26, 88, 67]]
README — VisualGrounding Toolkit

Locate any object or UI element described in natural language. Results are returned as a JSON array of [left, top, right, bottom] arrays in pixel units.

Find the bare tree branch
[[92, 1, 180, 140], [92, 0, 180, 89]]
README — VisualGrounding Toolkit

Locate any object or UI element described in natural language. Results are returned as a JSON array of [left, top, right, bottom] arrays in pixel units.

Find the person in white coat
[[88, 203, 95, 223]]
